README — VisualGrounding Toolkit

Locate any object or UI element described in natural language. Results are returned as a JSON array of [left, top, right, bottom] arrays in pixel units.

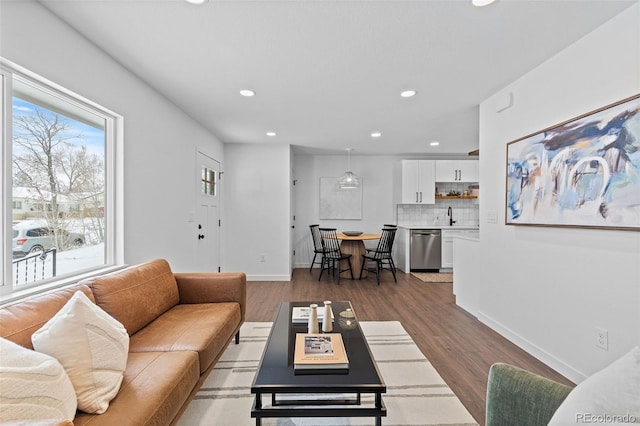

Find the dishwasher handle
[[412, 230, 441, 236]]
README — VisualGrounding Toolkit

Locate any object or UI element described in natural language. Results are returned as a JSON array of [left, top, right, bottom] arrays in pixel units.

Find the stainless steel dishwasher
[[410, 229, 441, 271]]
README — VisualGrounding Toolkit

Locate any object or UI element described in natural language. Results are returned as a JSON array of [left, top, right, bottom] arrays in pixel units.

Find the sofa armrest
[[486, 363, 573, 426], [174, 272, 247, 323]]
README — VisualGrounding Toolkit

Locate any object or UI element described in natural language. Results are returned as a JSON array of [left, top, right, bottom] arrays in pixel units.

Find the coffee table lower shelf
[[251, 391, 386, 426]]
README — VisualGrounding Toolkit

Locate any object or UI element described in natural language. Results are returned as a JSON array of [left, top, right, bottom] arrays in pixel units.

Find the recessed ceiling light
[[430, 141, 440, 146], [239, 89, 255, 97], [184, 0, 208, 4], [371, 132, 382, 138], [472, 0, 495, 6], [400, 90, 417, 98], [266, 132, 277, 137]]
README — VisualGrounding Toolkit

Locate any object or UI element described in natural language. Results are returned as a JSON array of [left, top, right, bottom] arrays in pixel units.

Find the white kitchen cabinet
[[393, 227, 410, 272], [441, 229, 479, 268], [435, 160, 478, 182], [441, 236, 455, 268], [401, 160, 435, 204]]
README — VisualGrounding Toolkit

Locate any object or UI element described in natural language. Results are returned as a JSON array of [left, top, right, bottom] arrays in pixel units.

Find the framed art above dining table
[[319, 177, 362, 220]]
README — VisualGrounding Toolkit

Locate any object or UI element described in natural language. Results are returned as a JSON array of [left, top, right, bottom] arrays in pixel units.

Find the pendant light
[[338, 148, 360, 189]]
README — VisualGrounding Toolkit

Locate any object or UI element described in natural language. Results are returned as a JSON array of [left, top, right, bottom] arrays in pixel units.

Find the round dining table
[[336, 233, 381, 278]]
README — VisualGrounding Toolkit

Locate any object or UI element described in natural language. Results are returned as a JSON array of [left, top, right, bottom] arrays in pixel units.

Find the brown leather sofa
[[0, 258, 246, 426]]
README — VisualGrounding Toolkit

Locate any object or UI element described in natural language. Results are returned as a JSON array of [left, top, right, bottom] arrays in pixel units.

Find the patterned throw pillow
[[0, 337, 77, 422], [31, 291, 129, 414]]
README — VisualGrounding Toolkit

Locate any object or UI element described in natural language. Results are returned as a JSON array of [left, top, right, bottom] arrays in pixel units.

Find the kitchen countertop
[[450, 234, 480, 242], [397, 225, 479, 230]]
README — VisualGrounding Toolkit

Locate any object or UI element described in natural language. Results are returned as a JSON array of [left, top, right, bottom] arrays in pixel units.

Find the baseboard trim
[[246, 274, 291, 281], [478, 311, 586, 383]]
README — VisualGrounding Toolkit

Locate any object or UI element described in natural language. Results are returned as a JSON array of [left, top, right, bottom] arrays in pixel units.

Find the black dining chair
[[359, 227, 398, 285], [318, 227, 354, 285], [308, 224, 326, 273]]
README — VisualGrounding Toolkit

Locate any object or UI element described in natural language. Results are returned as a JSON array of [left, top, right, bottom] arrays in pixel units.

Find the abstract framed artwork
[[506, 94, 640, 231]]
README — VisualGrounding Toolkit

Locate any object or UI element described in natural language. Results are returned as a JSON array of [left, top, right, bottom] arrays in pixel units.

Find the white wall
[[457, 4, 640, 382], [292, 153, 399, 268], [222, 143, 291, 280], [1, 1, 224, 271]]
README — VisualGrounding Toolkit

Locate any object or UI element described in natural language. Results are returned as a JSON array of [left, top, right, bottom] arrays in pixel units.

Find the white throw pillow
[[31, 291, 129, 414], [548, 346, 640, 425], [0, 337, 77, 422]]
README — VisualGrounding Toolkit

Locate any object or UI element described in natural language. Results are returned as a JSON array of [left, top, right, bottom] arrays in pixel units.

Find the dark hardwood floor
[[245, 267, 575, 425]]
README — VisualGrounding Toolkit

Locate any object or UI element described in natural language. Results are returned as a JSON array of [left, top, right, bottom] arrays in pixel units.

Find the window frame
[[1, 58, 124, 301]]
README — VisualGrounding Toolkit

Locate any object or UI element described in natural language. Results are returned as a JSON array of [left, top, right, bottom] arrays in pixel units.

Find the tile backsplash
[[397, 183, 479, 226]]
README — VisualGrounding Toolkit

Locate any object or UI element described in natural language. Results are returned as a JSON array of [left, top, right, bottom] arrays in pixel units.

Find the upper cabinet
[[401, 160, 435, 204], [435, 160, 479, 182]]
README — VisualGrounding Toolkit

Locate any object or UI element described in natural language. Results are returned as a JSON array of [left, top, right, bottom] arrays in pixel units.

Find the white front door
[[196, 151, 220, 272], [290, 163, 296, 275]]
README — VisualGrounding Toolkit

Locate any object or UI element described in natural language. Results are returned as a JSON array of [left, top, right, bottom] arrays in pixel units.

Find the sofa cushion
[[129, 302, 241, 373], [31, 291, 129, 414], [73, 351, 200, 426], [0, 338, 77, 422], [548, 346, 640, 425], [0, 284, 93, 349], [83, 259, 180, 335]]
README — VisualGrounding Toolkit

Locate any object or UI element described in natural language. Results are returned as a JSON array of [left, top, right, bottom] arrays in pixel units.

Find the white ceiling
[[38, 0, 637, 156]]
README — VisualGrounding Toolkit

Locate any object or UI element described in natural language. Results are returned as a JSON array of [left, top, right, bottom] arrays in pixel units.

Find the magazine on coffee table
[[294, 333, 349, 374], [291, 306, 334, 324]]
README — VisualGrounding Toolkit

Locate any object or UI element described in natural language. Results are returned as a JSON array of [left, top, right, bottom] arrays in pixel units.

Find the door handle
[[419, 192, 422, 203], [198, 234, 205, 240], [416, 192, 419, 203]]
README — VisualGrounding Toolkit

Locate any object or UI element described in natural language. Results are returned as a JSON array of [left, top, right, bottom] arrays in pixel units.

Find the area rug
[[411, 272, 454, 283], [178, 321, 478, 426]]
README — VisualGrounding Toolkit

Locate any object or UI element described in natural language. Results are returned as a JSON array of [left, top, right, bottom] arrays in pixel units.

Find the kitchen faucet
[[447, 206, 456, 226]]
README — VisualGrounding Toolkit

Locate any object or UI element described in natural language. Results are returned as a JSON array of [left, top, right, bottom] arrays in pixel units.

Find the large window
[[1, 59, 123, 297]]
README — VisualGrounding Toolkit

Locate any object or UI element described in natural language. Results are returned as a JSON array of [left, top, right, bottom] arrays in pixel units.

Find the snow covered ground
[[12, 242, 105, 286]]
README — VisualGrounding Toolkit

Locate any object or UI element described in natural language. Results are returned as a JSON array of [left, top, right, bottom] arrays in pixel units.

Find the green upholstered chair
[[485, 363, 573, 426]]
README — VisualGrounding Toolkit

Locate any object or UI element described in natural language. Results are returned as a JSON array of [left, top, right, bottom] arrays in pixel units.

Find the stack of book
[[293, 333, 349, 374]]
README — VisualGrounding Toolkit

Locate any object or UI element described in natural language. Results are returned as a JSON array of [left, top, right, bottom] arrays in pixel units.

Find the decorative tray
[[343, 231, 363, 236]]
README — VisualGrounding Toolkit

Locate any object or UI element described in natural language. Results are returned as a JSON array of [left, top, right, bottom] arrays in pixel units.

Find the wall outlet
[[595, 327, 608, 351], [260, 254, 266, 263]]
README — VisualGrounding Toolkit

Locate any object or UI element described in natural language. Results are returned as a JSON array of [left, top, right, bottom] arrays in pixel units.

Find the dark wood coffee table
[[250, 301, 386, 425]]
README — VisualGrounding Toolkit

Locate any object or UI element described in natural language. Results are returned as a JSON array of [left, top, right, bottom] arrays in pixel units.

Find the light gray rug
[[178, 321, 478, 426]]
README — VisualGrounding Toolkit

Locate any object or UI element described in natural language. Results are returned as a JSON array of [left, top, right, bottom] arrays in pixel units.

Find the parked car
[[12, 224, 85, 258]]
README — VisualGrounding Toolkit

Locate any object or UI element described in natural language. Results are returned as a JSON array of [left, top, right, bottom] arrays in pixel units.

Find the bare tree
[[13, 105, 105, 249], [66, 149, 105, 244]]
